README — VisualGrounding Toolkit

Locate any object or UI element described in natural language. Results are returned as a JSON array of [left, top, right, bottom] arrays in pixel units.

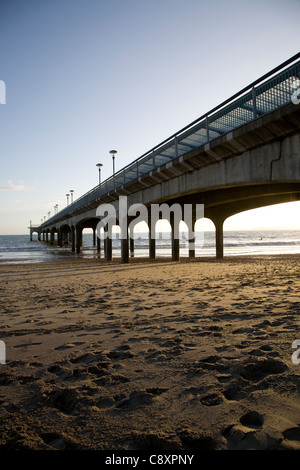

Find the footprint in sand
[[69, 350, 108, 364], [200, 393, 224, 407], [13, 342, 42, 348], [279, 426, 300, 450], [240, 358, 287, 382], [44, 387, 78, 414], [40, 431, 79, 450], [54, 342, 84, 351], [116, 388, 168, 410], [223, 410, 266, 449], [106, 345, 135, 360], [239, 410, 264, 428]]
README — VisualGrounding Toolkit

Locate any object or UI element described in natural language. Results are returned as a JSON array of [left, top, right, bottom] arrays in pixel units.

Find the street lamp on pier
[[109, 150, 117, 175], [96, 163, 103, 185], [70, 190, 74, 203]]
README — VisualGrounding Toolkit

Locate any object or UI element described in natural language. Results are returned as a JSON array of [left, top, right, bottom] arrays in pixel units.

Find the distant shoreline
[[0, 251, 299, 268], [0, 230, 299, 265]]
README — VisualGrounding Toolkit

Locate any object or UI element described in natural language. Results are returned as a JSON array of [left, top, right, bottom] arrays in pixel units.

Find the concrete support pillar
[[38, 232, 41, 241], [121, 226, 129, 264], [170, 214, 180, 261], [93, 228, 96, 246], [130, 237, 134, 258], [148, 216, 155, 259], [149, 236, 155, 259], [129, 225, 134, 257], [46, 232, 49, 243], [50, 231, 54, 245], [104, 226, 112, 261], [58, 229, 63, 247], [64, 230, 70, 246], [76, 226, 82, 253], [214, 218, 224, 259], [106, 238, 112, 261], [188, 218, 196, 258], [71, 227, 75, 252], [96, 225, 101, 255]]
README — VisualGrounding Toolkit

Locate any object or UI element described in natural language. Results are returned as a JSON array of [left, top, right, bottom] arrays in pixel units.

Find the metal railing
[[41, 53, 300, 227]]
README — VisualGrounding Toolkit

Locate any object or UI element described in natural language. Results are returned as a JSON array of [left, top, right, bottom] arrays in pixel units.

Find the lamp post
[[109, 150, 117, 175], [96, 163, 103, 184], [66, 193, 70, 206], [70, 190, 74, 203]]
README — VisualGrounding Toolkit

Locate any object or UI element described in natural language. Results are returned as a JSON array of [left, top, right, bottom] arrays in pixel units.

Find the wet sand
[[0, 254, 299, 450]]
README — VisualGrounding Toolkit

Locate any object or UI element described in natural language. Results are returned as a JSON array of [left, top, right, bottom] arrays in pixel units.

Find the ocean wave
[[0, 232, 299, 263]]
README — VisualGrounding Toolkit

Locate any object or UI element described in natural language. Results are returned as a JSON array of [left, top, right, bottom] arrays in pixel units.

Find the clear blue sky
[[0, 0, 299, 234]]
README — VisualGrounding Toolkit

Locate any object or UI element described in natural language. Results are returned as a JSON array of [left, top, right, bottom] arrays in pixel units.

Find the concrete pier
[[31, 57, 300, 263]]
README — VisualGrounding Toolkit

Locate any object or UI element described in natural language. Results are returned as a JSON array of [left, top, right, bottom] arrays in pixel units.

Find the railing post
[[252, 87, 257, 119], [206, 116, 210, 142], [175, 136, 178, 158]]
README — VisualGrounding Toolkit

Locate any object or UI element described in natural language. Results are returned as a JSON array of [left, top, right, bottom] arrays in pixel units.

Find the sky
[[0, 0, 299, 235]]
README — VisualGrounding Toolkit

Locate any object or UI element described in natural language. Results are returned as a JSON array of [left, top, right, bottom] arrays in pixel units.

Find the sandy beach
[[0, 254, 299, 451]]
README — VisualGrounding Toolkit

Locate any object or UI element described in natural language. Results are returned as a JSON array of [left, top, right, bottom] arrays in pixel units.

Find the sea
[[0, 230, 299, 264]]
